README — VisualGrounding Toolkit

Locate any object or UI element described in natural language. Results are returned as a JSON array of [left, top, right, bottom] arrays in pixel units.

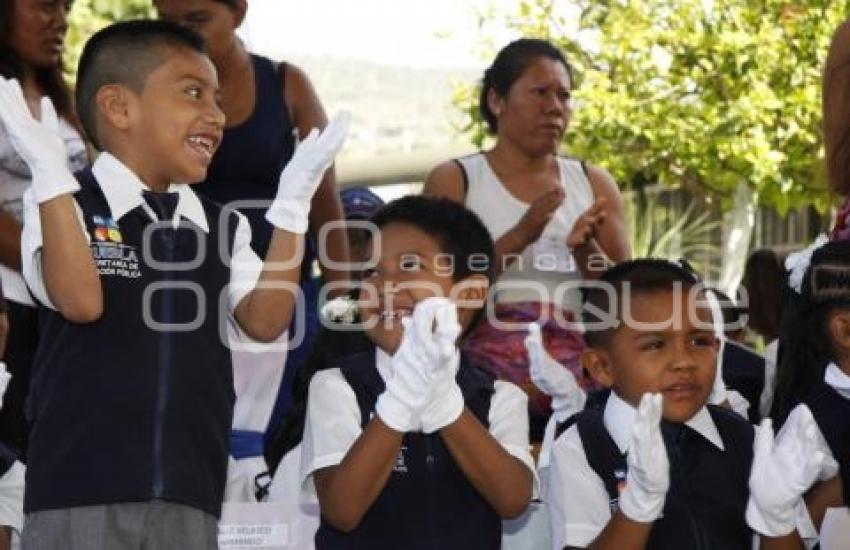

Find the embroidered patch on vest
[[92, 215, 123, 243]]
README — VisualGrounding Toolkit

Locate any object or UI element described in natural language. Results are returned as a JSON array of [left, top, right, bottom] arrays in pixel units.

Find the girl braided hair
[[771, 239, 850, 426]]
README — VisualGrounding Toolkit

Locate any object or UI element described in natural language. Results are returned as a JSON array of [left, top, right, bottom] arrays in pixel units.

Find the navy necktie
[[142, 191, 179, 223]]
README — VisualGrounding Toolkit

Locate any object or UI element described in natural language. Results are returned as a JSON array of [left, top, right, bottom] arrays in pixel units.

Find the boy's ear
[[450, 275, 489, 330], [581, 347, 614, 389], [827, 310, 850, 355], [96, 84, 135, 133], [451, 274, 489, 307]]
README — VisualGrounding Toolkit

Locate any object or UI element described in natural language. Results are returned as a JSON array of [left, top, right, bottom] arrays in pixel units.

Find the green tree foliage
[[460, 1, 850, 214], [64, 0, 155, 82]]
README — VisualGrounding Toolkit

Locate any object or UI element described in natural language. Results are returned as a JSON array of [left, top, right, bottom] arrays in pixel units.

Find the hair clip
[[785, 234, 829, 294]]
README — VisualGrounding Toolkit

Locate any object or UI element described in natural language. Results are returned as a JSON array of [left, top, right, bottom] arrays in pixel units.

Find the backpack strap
[[575, 409, 628, 512], [338, 351, 384, 429], [554, 388, 611, 440]]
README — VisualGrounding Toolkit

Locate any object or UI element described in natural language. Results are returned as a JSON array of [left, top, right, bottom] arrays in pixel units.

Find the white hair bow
[[785, 234, 829, 294]]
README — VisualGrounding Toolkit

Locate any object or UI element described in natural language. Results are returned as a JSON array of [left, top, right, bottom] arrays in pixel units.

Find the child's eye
[[186, 12, 210, 26], [185, 87, 202, 99], [361, 267, 379, 280], [641, 340, 664, 351], [399, 256, 422, 271], [692, 335, 715, 347]]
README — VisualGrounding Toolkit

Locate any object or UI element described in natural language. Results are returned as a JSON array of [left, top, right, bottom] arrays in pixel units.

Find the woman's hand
[[515, 186, 565, 244], [566, 198, 608, 251]]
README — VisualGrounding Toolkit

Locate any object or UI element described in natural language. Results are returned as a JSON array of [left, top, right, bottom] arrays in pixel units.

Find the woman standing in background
[[424, 38, 630, 441]]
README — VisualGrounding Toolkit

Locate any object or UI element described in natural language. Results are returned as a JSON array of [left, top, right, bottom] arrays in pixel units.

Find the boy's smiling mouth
[[186, 133, 219, 160]]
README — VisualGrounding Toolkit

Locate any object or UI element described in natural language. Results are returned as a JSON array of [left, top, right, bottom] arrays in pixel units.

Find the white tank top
[[459, 153, 594, 313]]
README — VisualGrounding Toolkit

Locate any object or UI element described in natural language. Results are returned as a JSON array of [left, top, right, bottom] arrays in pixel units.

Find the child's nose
[[670, 342, 697, 370], [206, 103, 225, 129]]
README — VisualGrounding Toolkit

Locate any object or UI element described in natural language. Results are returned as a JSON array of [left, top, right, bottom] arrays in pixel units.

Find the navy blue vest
[[25, 170, 238, 516], [315, 350, 502, 549], [803, 380, 850, 506], [569, 404, 753, 549]]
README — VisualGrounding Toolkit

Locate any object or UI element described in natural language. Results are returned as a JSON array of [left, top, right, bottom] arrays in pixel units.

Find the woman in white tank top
[[424, 39, 630, 442]]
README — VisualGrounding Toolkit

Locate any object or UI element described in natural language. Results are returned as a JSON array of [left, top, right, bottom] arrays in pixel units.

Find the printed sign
[[218, 503, 290, 550]]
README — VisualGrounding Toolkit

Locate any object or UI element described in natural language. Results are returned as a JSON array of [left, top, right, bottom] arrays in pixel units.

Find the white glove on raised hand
[[375, 298, 458, 433], [419, 300, 464, 433], [0, 77, 79, 204], [618, 393, 670, 523], [265, 111, 351, 233], [525, 322, 586, 422], [746, 411, 838, 536]]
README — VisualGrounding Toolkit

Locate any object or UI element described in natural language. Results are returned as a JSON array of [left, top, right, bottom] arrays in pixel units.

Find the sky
[[239, 0, 525, 69]]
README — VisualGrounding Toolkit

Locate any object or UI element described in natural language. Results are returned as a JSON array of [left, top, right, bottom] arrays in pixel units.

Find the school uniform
[[748, 362, 850, 547], [19, 153, 263, 548], [547, 391, 755, 550], [300, 345, 537, 550]]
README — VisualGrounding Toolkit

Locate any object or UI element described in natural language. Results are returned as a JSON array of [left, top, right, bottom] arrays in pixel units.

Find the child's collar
[[825, 362, 850, 399], [604, 391, 725, 453], [91, 152, 209, 232]]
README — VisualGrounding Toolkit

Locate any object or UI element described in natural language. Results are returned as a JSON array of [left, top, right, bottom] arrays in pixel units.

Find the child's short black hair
[[75, 19, 206, 150], [582, 258, 700, 347], [369, 195, 496, 284]]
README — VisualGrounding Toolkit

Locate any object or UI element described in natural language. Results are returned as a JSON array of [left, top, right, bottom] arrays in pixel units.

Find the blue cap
[[341, 186, 385, 220]]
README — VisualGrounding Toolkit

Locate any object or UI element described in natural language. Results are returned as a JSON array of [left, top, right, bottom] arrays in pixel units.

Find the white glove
[[746, 412, 838, 536], [0, 362, 10, 409], [375, 298, 457, 433], [525, 322, 586, 422], [265, 111, 351, 233], [618, 393, 670, 523], [419, 301, 464, 433], [0, 77, 79, 204]]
